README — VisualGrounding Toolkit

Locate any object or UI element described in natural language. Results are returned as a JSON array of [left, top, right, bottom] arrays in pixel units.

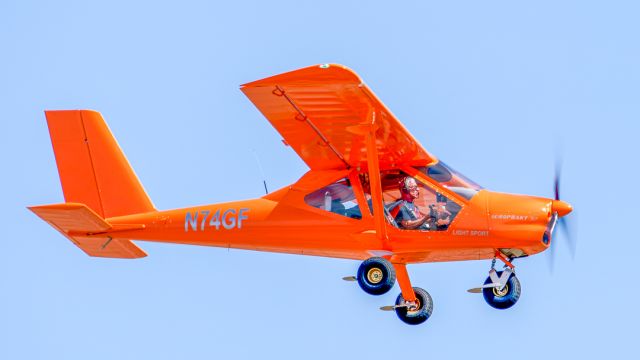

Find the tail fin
[[44, 110, 155, 218]]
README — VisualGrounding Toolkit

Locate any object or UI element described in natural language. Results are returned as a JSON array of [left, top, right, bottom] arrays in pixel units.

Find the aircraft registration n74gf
[[30, 64, 572, 325]]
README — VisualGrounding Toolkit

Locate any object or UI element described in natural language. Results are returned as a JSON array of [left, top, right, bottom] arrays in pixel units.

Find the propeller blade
[[548, 151, 577, 272], [554, 156, 562, 201], [558, 215, 577, 259], [548, 233, 556, 273], [548, 216, 577, 273]]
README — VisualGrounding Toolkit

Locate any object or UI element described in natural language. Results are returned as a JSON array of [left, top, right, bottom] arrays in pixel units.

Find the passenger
[[390, 176, 450, 230]]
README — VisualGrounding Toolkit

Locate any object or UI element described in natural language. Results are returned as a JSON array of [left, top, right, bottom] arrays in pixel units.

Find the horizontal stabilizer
[[29, 203, 111, 233], [29, 203, 147, 259]]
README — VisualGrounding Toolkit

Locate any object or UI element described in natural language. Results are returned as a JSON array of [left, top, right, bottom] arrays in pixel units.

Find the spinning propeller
[[549, 158, 575, 272]]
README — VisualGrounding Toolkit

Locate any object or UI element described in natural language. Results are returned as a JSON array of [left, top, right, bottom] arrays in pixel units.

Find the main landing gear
[[391, 287, 433, 325], [345, 252, 521, 325], [356, 257, 396, 295], [467, 252, 521, 310], [344, 257, 434, 325]]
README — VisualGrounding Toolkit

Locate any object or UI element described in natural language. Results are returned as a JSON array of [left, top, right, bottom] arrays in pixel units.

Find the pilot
[[391, 176, 451, 230]]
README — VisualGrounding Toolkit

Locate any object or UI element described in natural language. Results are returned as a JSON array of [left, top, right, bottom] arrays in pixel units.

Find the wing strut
[[273, 85, 351, 169], [365, 110, 389, 248]]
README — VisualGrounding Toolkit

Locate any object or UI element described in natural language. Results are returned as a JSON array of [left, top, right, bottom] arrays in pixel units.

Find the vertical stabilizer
[[45, 110, 155, 218]]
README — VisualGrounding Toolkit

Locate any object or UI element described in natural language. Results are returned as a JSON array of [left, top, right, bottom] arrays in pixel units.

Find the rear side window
[[304, 178, 363, 219]]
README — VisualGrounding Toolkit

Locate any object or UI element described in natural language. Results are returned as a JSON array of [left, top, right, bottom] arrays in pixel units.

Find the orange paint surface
[[30, 64, 571, 269]]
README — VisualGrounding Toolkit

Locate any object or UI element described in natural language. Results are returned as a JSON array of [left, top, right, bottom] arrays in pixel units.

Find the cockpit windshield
[[416, 161, 482, 200]]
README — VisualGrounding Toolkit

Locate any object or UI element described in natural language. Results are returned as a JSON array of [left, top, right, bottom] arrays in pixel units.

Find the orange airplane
[[30, 64, 573, 325]]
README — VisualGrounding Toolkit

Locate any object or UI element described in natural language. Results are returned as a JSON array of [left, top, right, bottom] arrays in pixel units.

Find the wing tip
[[240, 63, 362, 88]]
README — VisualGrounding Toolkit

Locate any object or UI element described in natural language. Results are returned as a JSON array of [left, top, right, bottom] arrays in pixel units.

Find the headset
[[399, 176, 416, 194]]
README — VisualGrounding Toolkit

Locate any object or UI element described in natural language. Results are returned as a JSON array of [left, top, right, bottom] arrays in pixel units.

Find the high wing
[[241, 64, 436, 170]]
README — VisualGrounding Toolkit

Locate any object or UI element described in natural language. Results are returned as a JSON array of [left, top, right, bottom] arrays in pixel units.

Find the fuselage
[[102, 168, 561, 264]]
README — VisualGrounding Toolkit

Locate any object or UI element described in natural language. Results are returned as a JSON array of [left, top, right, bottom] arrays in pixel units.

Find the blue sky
[[2, 1, 639, 358]]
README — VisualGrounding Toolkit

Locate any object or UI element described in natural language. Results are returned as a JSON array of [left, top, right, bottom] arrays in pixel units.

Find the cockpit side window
[[304, 178, 363, 219], [359, 170, 462, 231], [381, 171, 461, 231]]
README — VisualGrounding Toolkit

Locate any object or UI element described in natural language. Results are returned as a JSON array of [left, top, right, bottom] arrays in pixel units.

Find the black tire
[[482, 271, 521, 310], [356, 257, 396, 295], [395, 287, 433, 325]]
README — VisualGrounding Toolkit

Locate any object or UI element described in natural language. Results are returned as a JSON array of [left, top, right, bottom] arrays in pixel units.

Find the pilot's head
[[400, 176, 420, 201]]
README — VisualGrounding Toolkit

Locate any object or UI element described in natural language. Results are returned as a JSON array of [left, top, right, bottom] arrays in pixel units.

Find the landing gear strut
[[381, 263, 433, 325], [345, 259, 434, 325]]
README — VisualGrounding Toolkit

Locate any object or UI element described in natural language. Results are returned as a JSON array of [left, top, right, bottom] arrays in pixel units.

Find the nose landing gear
[[482, 270, 521, 309], [468, 251, 521, 310]]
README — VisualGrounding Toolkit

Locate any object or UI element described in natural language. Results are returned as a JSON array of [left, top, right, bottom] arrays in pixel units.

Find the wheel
[[395, 287, 433, 325], [356, 257, 396, 295], [482, 271, 521, 310]]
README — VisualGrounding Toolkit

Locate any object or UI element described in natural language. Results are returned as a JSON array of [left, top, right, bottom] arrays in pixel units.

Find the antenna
[[252, 149, 269, 195]]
